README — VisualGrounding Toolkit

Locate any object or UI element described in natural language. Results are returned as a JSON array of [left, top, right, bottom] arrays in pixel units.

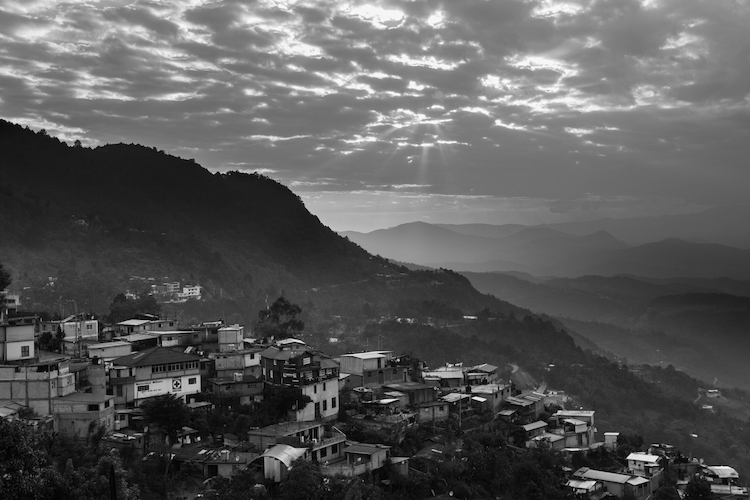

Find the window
[[104, 400, 110, 408], [21, 346, 30, 357], [188, 377, 197, 385], [314, 385, 317, 394], [116, 385, 123, 397], [323, 382, 326, 391], [320, 447, 327, 458], [86, 324, 93, 330], [87, 404, 99, 411], [439, 406, 445, 412], [331, 443, 338, 454], [323, 400, 327, 411], [332, 397, 337, 409]]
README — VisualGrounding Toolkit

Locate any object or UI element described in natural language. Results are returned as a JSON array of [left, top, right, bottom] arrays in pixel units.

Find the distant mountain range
[[342, 219, 750, 280]]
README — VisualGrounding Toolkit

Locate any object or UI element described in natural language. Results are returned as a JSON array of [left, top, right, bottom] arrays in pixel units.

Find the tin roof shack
[[522, 420, 548, 439], [321, 441, 391, 478], [504, 392, 545, 424], [117, 319, 151, 335], [257, 444, 308, 482], [465, 363, 500, 385], [574, 468, 652, 500], [550, 410, 597, 449], [52, 391, 115, 437], [0, 358, 75, 416], [247, 420, 346, 465], [564, 479, 607, 500], [439, 392, 473, 420], [204, 449, 257, 479], [422, 365, 465, 389], [700, 466, 749, 498], [470, 383, 510, 412], [383, 382, 437, 407]]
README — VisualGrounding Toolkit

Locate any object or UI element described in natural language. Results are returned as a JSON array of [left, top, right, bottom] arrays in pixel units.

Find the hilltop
[[0, 120, 521, 324]]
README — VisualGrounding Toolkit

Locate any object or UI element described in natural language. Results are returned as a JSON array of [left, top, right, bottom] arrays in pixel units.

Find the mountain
[[341, 222, 504, 264], [0, 120, 519, 324], [347, 219, 750, 279], [462, 270, 750, 390]]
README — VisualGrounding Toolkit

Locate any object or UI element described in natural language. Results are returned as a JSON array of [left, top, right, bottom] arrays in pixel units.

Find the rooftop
[[341, 351, 391, 360], [111, 347, 201, 367]]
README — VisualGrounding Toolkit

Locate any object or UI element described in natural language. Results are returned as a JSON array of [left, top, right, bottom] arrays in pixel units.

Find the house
[[573, 467, 652, 500], [217, 325, 244, 352], [260, 347, 340, 422], [417, 401, 450, 424], [527, 432, 565, 450], [522, 420, 548, 439], [627, 453, 662, 478], [117, 319, 151, 335], [257, 444, 308, 482], [382, 382, 437, 406], [465, 363, 500, 385], [550, 410, 597, 450], [108, 347, 202, 407], [0, 316, 36, 362], [320, 441, 391, 478], [504, 392, 545, 424], [203, 449, 255, 478], [247, 420, 346, 465], [565, 478, 606, 499], [470, 384, 510, 412], [117, 333, 159, 351], [700, 465, 749, 497], [213, 347, 264, 379], [52, 391, 115, 437], [422, 365, 465, 389], [0, 357, 75, 416], [210, 375, 264, 405], [339, 351, 411, 389], [439, 392, 472, 418], [147, 330, 200, 348], [87, 341, 132, 361]]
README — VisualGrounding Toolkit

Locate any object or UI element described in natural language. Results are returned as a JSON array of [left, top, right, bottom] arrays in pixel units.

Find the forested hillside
[[0, 120, 517, 324]]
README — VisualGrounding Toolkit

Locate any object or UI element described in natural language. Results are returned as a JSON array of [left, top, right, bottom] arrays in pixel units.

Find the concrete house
[[0, 316, 35, 363], [0, 357, 75, 416], [109, 347, 202, 407], [339, 351, 410, 389], [52, 391, 115, 437]]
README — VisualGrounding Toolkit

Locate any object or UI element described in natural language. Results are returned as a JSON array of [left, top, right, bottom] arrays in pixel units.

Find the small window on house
[[323, 400, 327, 411], [439, 406, 445, 412], [87, 404, 99, 412], [188, 377, 197, 385], [323, 383, 326, 391], [116, 385, 123, 397], [314, 385, 317, 394], [86, 324, 93, 330], [104, 400, 110, 408], [332, 397, 337, 408], [320, 447, 327, 458], [21, 346, 30, 357], [331, 443, 338, 454]]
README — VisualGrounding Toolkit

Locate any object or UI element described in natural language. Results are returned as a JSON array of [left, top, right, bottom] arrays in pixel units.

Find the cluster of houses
[[1, 300, 747, 498]]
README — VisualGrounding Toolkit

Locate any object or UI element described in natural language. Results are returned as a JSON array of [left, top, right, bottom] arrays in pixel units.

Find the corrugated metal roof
[[626, 453, 661, 464], [523, 421, 548, 432], [575, 468, 631, 484], [260, 444, 307, 467], [111, 346, 201, 367], [566, 479, 598, 490], [707, 466, 739, 479], [344, 443, 390, 455]]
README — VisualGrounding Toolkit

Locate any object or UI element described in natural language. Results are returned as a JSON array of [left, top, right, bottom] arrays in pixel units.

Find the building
[[321, 441, 391, 477], [417, 401, 450, 424], [213, 348, 264, 379], [470, 383, 510, 412], [422, 364, 465, 389], [2, 291, 21, 316], [247, 420, 346, 467], [0, 357, 76, 416], [465, 363, 501, 385], [108, 347, 202, 407], [573, 467, 651, 500], [627, 453, 662, 477], [0, 316, 35, 362], [700, 466, 749, 497], [52, 391, 115, 437], [210, 375, 264, 405], [87, 341, 132, 361], [117, 319, 151, 335], [218, 325, 244, 352], [339, 351, 410, 389]]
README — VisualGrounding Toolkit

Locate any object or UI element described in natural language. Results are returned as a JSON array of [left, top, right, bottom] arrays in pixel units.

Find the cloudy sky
[[2, 0, 749, 232]]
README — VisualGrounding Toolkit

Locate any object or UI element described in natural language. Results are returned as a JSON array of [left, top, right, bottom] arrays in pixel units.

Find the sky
[[1, 0, 749, 232]]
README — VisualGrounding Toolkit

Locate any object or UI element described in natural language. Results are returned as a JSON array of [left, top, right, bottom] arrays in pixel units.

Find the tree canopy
[[140, 393, 189, 445], [257, 296, 304, 339]]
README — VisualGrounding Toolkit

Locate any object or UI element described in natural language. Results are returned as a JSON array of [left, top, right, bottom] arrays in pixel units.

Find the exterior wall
[[418, 403, 449, 423], [0, 362, 75, 416], [88, 343, 132, 360], [214, 351, 262, 378], [0, 323, 35, 362], [53, 396, 115, 436], [361, 366, 409, 389], [297, 380, 339, 422], [62, 320, 99, 341], [132, 372, 201, 404]]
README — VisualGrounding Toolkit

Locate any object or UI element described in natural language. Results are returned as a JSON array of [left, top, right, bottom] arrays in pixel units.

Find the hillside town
[[1, 292, 747, 500]]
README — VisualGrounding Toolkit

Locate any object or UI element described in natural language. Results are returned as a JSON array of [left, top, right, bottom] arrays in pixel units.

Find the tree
[[140, 394, 189, 445], [684, 477, 712, 500], [257, 296, 304, 339], [0, 419, 48, 499], [279, 459, 324, 500], [0, 262, 10, 291]]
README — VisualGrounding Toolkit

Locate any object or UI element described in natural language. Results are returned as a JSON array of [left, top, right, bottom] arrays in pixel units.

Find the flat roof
[[249, 420, 322, 437], [471, 384, 506, 394], [341, 351, 391, 359], [523, 421, 548, 432], [575, 468, 631, 484], [555, 410, 596, 418], [88, 341, 132, 349], [627, 453, 661, 464], [440, 393, 471, 403], [117, 319, 151, 326], [56, 392, 113, 402], [344, 442, 390, 455]]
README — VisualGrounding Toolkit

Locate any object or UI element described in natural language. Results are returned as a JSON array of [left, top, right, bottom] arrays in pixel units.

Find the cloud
[[1, 0, 749, 231]]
